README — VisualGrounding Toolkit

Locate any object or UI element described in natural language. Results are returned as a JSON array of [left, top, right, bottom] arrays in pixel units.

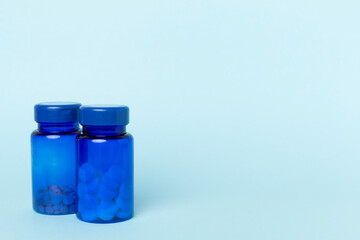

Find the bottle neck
[[82, 125, 126, 136], [37, 122, 79, 133]]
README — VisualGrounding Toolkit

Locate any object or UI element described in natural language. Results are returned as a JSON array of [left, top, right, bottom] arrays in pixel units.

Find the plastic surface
[[76, 125, 134, 223], [79, 105, 129, 126], [31, 124, 79, 215], [35, 102, 81, 123]]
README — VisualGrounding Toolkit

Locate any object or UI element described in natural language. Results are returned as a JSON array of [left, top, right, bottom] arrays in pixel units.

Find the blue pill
[[77, 178, 100, 196], [53, 204, 62, 211], [43, 194, 51, 204], [50, 193, 64, 205], [45, 206, 54, 214], [115, 195, 130, 211], [98, 184, 118, 201], [97, 201, 118, 221], [86, 177, 100, 194], [78, 194, 98, 212], [119, 183, 132, 199], [80, 209, 98, 222], [102, 172, 120, 190], [62, 185, 73, 195], [49, 184, 59, 191], [37, 205, 45, 213], [106, 166, 122, 183], [116, 209, 132, 219], [77, 182, 87, 196], [49, 184, 62, 195], [60, 205, 69, 214], [63, 192, 76, 205], [79, 163, 96, 183]]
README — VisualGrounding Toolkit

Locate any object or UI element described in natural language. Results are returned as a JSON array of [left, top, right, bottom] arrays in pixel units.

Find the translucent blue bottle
[[31, 102, 81, 215], [76, 105, 134, 223]]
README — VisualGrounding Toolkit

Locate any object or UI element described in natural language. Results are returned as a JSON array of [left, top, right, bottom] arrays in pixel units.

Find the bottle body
[[76, 128, 134, 223], [31, 124, 79, 215]]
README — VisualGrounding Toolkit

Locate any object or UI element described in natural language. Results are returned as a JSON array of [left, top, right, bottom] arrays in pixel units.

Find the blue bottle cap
[[80, 105, 129, 126], [34, 102, 81, 123]]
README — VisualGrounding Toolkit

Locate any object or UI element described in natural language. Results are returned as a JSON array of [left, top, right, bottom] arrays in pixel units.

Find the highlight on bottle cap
[[34, 102, 81, 123], [79, 105, 129, 126]]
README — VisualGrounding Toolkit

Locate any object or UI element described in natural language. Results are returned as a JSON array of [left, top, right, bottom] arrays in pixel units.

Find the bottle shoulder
[[77, 132, 133, 141], [31, 130, 80, 136]]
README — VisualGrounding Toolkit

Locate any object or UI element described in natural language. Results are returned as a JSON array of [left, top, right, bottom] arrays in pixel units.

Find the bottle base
[[33, 208, 76, 216], [76, 213, 133, 224]]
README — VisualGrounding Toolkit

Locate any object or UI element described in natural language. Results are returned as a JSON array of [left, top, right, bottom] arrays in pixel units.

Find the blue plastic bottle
[[31, 102, 81, 215], [76, 105, 134, 223]]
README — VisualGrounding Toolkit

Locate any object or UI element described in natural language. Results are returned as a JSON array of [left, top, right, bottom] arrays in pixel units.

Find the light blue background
[[1, 0, 360, 239]]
